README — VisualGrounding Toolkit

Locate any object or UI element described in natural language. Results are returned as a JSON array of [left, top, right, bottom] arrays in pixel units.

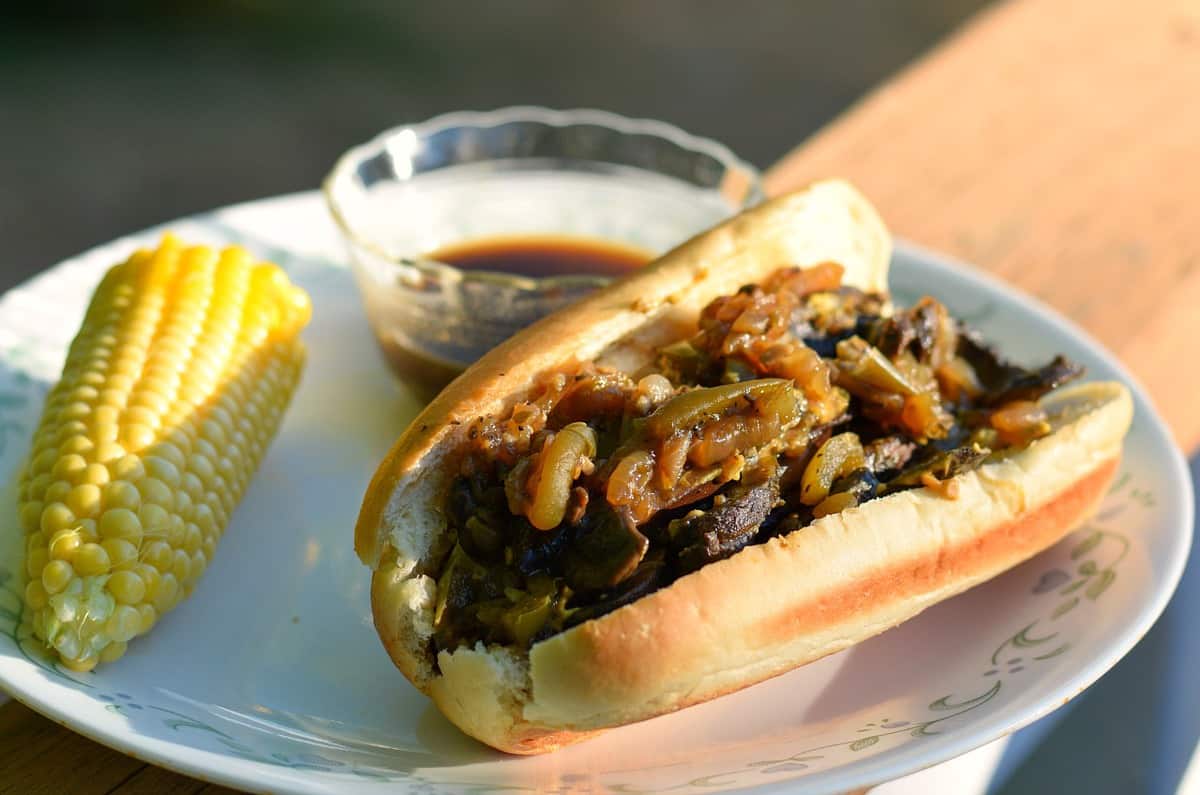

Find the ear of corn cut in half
[[18, 234, 311, 671]]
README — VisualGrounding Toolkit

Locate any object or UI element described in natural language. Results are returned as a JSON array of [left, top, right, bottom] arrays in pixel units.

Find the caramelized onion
[[813, 490, 859, 518], [644, 379, 795, 439], [990, 400, 1051, 446], [835, 337, 918, 395], [657, 431, 691, 489], [936, 356, 984, 401], [800, 432, 866, 506], [689, 413, 779, 469], [607, 450, 655, 511], [527, 423, 597, 530], [549, 373, 633, 425], [633, 373, 675, 414], [764, 261, 845, 296]]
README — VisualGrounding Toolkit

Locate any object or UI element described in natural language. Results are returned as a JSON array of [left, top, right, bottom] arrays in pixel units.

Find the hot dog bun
[[355, 180, 1133, 754]]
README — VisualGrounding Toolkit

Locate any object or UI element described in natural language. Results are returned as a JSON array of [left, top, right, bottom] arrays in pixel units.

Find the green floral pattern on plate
[[0, 407, 1150, 792], [0, 199, 1186, 795], [0, 477, 1148, 790]]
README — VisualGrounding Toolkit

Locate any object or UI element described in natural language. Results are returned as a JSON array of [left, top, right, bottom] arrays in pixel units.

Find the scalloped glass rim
[[321, 106, 766, 292]]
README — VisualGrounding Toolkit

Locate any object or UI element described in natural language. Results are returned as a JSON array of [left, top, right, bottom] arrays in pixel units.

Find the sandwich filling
[[432, 263, 1082, 656]]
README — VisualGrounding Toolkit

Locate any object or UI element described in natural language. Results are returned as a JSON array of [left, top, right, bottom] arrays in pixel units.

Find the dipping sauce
[[375, 235, 654, 400], [428, 234, 652, 279]]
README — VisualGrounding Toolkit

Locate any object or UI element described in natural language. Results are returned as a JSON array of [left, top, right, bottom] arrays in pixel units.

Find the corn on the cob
[[18, 234, 311, 671]]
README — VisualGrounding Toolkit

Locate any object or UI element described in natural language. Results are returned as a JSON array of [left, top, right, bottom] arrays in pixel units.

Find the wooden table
[[3, 0, 1197, 791]]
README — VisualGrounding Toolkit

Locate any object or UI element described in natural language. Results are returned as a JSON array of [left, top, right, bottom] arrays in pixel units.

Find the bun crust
[[355, 180, 1133, 754]]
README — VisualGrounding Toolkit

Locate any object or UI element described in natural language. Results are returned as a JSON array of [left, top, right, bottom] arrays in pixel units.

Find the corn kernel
[[92, 440, 125, 462], [210, 484, 234, 516], [104, 480, 141, 511], [99, 508, 142, 544], [105, 606, 141, 643], [164, 515, 185, 547], [62, 653, 98, 673], [67, 483, 102, 518], [62, 401, 92, 421], [91, 422, 120, 444], [80, 609, 109, 641], [143, 456, 181, 488], [28, 472, 52, 501], [75, 543, 111, 576], [120, 424, 155, 450], [40, 502, 76, 534], [193, 503, 216, 534], [99, 641, 128, 663], [150, 441, 186, 470], [106, 373, 135, 393], [20, 501, 44, 533], [99, 538, 135, 571], [26, 548, 49, 579], [110, 356, 141, 379], [175, 491, 193, 522], [53, 630, 82, 659], [48, 529, 82, 561], [82, 462, 110, 486], [97, 388, 126, 408], [200, 418, 227, 447], [56, 421, 90, 443], [189, 453, 215, 485], [151, 573, 179, 612], [69, 384, 99, 403], [183, 523, 202, 554], [58, 435, 95, 457], [182, 473, 204, 499], [137, 478, 174, 512], [24, 580, 48, 610], [193, 438, 218, 463], [44, 480, 72, 505], [112, 454, 145, 483], [163, 422, 195, 453], [208, 404, 234, 431], [137, 603, 158, 634], [129, 390, 169, 415], [31, 448, 59, 475], [142, 540, 173, 572], [133, 562, 160, 596], [107, 570, 146, 605], [76, 518, 98, 541], [42, 559, 74, 594], [51, 454, 88, 483], [123, 405, 159, 429], [138, 503, 170, 538], [170, 549, 191, 583]]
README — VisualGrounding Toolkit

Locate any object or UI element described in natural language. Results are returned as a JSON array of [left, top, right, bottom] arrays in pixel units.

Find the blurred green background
[[1, 1, 990, 286]]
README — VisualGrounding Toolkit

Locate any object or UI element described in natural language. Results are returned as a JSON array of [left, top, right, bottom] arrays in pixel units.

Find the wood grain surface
[[4, 0, 1198, 792], [0, 701, 237, 795]]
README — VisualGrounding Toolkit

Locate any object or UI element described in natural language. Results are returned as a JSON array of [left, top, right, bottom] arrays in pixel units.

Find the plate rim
[[772, 239, 1194, 795], [0, 192, 1191, 795]]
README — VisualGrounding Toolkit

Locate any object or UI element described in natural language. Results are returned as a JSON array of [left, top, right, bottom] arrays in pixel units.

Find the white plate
[[0, 193, 1190, 795]]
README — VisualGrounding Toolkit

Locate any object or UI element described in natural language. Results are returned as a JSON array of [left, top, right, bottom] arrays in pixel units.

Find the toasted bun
[[355, 180, 1133, 754]]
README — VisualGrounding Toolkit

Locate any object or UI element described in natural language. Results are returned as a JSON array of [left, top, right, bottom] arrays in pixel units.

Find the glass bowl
[[323, 106, 764, 395]]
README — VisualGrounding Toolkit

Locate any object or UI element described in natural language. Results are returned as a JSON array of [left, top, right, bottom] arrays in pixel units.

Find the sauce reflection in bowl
[[324, 107, 763, 400], [380, 234, 655, 394], [430, 234, 652, 280]]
